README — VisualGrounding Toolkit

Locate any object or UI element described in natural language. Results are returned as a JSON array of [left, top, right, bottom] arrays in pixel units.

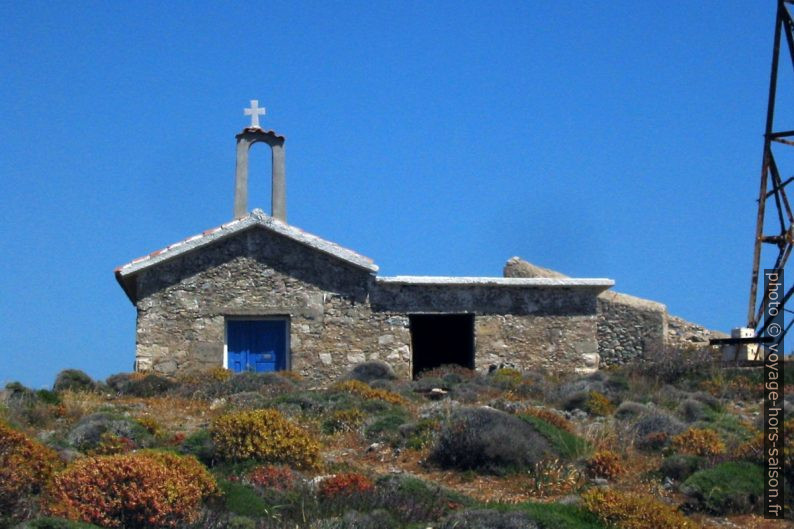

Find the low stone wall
[[596, 291, 666, 365], [503, 256, 730, 367], [667, 315, 728, 349]]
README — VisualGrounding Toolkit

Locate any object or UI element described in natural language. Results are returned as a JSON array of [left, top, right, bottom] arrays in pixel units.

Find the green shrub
[[219, 480, 272, 518], [225, 515, 256, 529], [681, 461, 764, 514], [52, 370, 95, 393], [211, 409, 322, 469], [430, 407, 554, 474], [659, 455, 706, 481], [520, 414, 590, 459], [514, 502, 607, 529], [179, 429, 215, 464], [365, 410, 410, 446]]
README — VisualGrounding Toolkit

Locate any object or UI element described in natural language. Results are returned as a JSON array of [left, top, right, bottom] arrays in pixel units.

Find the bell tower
[[233, 100, 286, 221]]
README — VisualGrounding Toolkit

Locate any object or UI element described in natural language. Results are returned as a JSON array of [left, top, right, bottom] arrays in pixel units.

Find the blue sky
[[0, 2, 785, 388]]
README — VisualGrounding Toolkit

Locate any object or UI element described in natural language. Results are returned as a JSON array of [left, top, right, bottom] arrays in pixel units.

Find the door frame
[[223, 315, 291, 371]]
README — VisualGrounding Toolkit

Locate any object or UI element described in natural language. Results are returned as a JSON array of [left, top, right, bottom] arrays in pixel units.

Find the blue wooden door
[[227, 320, 287, 372]]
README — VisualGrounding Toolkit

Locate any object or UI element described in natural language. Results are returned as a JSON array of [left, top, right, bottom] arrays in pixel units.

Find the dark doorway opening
[[409, 313, 475, 378]]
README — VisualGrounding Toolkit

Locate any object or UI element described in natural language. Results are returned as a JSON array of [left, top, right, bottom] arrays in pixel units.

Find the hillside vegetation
[[1, 347, 792, 528]]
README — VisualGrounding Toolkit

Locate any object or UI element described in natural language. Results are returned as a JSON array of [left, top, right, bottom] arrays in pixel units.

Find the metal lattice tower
[[747, 0, 794, 346]]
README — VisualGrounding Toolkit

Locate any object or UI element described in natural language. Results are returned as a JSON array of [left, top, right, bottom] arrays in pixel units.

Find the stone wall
[[134, 227, 406, 382], [667, 315, 728, 349], [133, 229, 607, 381], [596, 291, 666, 365], [503, 256, 728, 366]]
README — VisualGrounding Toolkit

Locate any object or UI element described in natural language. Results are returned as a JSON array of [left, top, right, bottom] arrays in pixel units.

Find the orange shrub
[[582, 487, 700, 529], [318, 472, 374, 500], [211, 408, 322, 469], [333, 380, 407, 405], [586, 391, 615, 416], [586, 450, 624, 480], [248, 464, 297, 492], [89, 432, 136, 455], [44, 450, 217, 529], [672, 428, 726, 457], [522, 407, 575, 433], [0, 421, 62, 520]]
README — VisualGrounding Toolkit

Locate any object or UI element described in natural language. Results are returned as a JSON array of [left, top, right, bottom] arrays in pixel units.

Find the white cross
[[244, 100, 266, 129]]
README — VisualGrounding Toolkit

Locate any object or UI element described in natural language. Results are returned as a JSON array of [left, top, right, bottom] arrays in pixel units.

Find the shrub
[[88, 432, 136, 455], [585, 450, 624, 480], [135, 416, 163, 437], [632, 411, 684, 450], [105, 373, 175, 397], [247, 465, 297, 492], [524, 459, 586, 498], [364, 410, 410, 446], [582, 487, 700, 529], [333, 380, 407, 406], [52, 370, 95, 393], [614, 401, 649, 421], [522, 407, 575, 433], [193, 372, 294, 399], [519, 414, 590, 459], [515, 501, 607, 529], [0, 421, 62, 524], [430, 407, 554, 474], [439, 509, 537, 529], [345, 361, 397, 383], [319, 473, 375, 500], [323, 408, 365, 434], [43, 451, 217, 528], [681, 461, 764, 514], [585, 391, 615, 416], [374, 474, 471, 523], [488, 368, 524, 390], [211, 408, 322, 469], [677, 399, 708, 423], [660, 455, 706, 481], [179, 429, 215, 465], [12, 518, 104, 529], [632, 344, 717, 384], [65, 412, 152, 452], [218, 480, 272, 518], [401, 418, 440, 450], [732, 431, 763, 463], [671, 428, 726, 457], [226, 391, 269, 410], [317, 509, 398, 529]]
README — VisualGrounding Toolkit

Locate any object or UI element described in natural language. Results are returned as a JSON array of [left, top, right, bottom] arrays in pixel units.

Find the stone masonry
[[503, 257, 726, 366], [117, 211, 613, 381]]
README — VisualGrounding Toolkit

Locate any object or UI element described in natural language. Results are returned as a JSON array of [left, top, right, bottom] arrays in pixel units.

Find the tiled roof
[[115, 209, 378, 302]]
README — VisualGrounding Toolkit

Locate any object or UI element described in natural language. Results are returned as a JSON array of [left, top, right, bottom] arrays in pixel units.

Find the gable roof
[[115, 209, 378, 303]]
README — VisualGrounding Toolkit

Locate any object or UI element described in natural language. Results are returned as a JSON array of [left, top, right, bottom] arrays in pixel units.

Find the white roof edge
[[376, 276, 615, 287], [117, 209, 379, 276]]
